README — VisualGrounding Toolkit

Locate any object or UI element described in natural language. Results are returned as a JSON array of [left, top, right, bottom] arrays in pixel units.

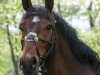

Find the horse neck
[[47, 30, 95, 75]]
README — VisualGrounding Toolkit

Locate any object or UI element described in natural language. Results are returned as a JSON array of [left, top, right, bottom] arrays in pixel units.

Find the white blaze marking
[[32, 16, 40, 22]]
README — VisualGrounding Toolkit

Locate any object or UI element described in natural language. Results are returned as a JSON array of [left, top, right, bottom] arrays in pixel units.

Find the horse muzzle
[[19, 57, 38, 72]]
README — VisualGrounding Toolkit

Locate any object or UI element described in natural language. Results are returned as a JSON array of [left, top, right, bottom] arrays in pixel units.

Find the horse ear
[[22, 0, 33, 11], [45, 0, 54, 12]]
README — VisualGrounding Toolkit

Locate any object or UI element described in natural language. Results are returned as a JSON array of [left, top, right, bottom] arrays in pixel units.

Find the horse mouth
[[19, 57, 39, 74], [19, 63, 38, 75], [23, 70, 38, 75]]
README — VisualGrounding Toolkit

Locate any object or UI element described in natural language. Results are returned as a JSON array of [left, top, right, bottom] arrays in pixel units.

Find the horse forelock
[[22, 4, 53, 21]]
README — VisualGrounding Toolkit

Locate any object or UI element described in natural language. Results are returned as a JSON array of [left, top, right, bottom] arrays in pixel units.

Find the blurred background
[[0, 0, 100, 75]]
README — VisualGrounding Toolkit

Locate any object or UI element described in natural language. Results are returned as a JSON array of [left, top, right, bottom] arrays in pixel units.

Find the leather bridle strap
[[42, 28, 56, 61], [36, 27, 56, 75], [33, 41, 41, 58]]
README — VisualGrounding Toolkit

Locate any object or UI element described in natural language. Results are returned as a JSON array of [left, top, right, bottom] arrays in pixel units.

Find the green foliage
[[0, 0, 22, 75], [0, 33, 13, 75], [77, 27, 100, 56]]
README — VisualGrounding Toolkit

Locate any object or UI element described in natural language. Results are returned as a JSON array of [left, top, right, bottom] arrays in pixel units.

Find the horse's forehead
[[32, 16, 40, 23]]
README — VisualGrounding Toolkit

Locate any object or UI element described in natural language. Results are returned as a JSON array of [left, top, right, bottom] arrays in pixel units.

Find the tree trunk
[[42, 0, 44, 3], [88, 2, 95, 28], [89, 15, 94, 28], [57, 2, 61, 14], [6, 25, 19, 75]]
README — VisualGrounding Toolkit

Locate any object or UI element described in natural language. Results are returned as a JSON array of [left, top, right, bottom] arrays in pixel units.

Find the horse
[[19, 0, 100, 75]]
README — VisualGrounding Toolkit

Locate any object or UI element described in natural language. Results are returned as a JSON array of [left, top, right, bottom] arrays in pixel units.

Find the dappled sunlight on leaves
[[77, 27, 100, 57]]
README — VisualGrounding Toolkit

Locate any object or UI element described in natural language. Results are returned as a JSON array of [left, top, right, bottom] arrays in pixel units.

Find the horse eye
[[46, 24, 52, 30], [19, 25, 24, 31], [19, 23, 25, 31]]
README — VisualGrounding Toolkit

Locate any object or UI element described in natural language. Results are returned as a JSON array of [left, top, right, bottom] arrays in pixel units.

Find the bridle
[[40, 27, 56, 75], [20, 11, 56, 75]]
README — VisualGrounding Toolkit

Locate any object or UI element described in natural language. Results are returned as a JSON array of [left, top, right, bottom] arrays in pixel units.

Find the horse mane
[[24, 5, 100, 74], [54, 13, 100, 74]]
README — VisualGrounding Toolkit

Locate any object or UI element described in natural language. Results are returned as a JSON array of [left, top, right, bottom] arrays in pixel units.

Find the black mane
[[54, 13, 100, 74]]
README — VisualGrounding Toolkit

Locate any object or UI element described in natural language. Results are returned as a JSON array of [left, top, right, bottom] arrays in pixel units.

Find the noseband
[[20, 11, 56, 74], [24, 27, 56, 59]]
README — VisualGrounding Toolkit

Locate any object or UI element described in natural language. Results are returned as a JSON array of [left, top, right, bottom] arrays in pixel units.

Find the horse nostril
[[19, 58, 30, 71], [30, 57, 37, 69], [30, 57, 37, 64], [20, 65, 23, 70], [32, 65, 37, 69], [19, 58, 24, 70]]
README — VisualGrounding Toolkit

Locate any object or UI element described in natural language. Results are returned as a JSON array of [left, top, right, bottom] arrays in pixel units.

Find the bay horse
[[19, 0, 100, 75]]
